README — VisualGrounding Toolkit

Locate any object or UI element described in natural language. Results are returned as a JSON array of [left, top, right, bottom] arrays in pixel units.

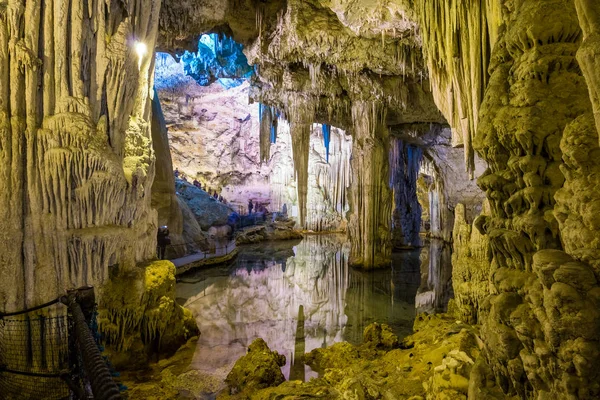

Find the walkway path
[[171, 240, 238, 275]]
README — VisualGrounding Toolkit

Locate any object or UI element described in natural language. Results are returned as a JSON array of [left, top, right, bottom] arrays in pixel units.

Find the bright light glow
[[135, 41, 147, 58]]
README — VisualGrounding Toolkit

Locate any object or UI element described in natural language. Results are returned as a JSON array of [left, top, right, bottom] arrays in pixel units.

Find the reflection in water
[[175, 235, 452, 385], [415, 240, 453, 314], [289, 305, 305, 382]]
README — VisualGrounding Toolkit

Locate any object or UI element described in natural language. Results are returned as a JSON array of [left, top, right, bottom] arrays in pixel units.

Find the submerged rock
[[222, 338, 286, 397], [235, 218, 303, 245]]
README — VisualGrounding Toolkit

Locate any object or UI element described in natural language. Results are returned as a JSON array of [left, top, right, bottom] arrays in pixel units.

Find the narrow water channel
[[176, 234, 452, 385]]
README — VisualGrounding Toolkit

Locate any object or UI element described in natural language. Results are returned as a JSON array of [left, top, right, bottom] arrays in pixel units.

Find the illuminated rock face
[[0, 1, 162, 310], [155, 56, 352, 231], [471, 1, 600, 398], [347, 102, 393, 267]]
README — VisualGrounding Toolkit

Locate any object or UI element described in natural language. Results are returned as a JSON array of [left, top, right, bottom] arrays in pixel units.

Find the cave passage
[[4, 0, 600, 398]]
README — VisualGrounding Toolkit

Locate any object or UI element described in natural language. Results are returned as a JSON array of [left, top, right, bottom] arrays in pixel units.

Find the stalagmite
[[290, 121, 311, 229]]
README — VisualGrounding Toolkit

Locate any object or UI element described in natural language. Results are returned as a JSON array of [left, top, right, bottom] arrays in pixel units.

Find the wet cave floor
[[121, 235, 459, 399]]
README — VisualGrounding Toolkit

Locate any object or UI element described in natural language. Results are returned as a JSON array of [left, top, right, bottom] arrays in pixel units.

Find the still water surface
[[176, 234, 451, 383]]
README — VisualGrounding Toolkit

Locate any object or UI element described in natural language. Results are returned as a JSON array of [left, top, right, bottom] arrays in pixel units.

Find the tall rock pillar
[[348, 102, 393, 268]]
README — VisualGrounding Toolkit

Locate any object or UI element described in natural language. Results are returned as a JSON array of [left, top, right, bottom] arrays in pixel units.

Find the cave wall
[[0, 0, 163, 311], [462, 0, 600, 398], [390, 139, 423, 248]]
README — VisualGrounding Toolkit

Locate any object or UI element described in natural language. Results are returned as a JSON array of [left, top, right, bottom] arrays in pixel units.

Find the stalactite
[[416, 0, 502, 177], [574, 0, 600, 143], [322, 124, 331, 163], [306, 124, 352, 232]]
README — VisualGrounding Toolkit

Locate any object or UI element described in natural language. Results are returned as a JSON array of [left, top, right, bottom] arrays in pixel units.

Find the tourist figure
[[193, 179, 201, 189], [282, 203, 288, 217], [218, 195, 223, 202], [248, 199, 254, 215], [227, 212, 240, 237], [157, 225, 171, 260], [174, 168, 180, 178], [213, 191, 219, 199]]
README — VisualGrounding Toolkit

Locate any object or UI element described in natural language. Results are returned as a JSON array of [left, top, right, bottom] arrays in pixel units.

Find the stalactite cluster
[[0, 0, 162, 310], [416, 0, 502, 176], [305, 124, 352, 232]]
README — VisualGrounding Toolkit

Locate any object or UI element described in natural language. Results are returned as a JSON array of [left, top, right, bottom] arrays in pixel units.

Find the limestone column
[[348, 102, 393, 268]]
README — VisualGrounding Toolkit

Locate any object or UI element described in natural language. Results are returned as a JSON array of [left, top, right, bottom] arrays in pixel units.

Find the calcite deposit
[[0, 1, 162, 311], [5, 0, 600, 398]]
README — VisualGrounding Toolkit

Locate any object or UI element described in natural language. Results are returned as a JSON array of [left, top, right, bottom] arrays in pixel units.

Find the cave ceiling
[[158, 0, 446, 130]]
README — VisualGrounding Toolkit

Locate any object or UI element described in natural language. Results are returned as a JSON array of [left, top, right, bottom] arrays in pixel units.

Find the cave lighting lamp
[[135, 41, 147, 69]]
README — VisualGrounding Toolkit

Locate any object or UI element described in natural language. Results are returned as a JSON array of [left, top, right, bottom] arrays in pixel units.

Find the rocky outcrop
[[98, 260, 199, 369], [222, 338, 286, 397], [471, 1, 600, 398], [175, 180, 234, 230], [218, 315, 490, 400], [452, 202, 491, 325], [235, 219, 303, 245]]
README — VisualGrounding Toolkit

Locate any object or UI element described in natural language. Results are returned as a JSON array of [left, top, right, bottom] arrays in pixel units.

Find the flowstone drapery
[[347, 102, 393, 268], [0, 0, 162, 310]]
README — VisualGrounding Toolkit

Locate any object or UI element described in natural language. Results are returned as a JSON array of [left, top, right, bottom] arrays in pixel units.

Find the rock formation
[[6, 0, 600, 398], [0, 0, 161, 311]]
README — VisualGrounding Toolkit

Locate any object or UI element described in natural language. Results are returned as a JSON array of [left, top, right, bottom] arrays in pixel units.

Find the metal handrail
[[62, 289, 121, 400]]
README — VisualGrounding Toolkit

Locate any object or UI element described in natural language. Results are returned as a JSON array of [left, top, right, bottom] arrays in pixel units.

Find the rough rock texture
[[574, 0, 600, 143], [235, 219, 303, 245], [470, 1, 600, 398], [0, 0, 162, 311], [175, 179, 235, 231], [452, 202, 491, 325], [223, 338, 286, 396], [98, 260, 198, 369], [217, 314, 499, 400]]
